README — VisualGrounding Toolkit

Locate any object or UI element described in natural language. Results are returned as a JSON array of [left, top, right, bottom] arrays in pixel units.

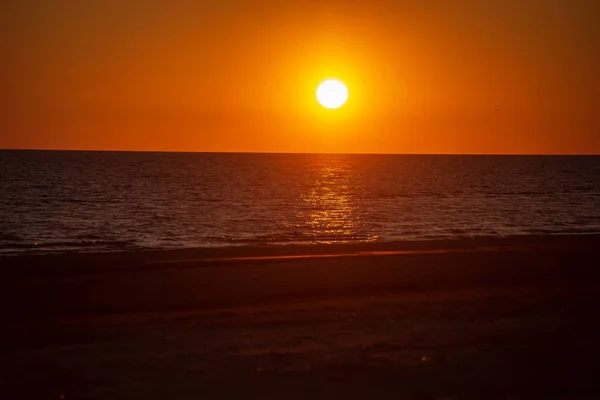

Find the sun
[[316, 79, 348, 109]]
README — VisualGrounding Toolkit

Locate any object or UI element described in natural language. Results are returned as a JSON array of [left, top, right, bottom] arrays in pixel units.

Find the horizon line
[[1, 148, 599, 157]]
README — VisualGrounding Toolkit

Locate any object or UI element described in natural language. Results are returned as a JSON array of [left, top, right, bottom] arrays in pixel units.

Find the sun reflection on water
[[296, 156, 377, 244]]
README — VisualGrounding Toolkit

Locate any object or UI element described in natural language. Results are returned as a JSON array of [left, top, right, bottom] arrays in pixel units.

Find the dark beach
[[2, 234, 600, 399]]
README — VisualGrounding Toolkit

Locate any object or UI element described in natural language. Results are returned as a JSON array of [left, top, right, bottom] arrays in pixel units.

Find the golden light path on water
[[296, 156, 377, 244]]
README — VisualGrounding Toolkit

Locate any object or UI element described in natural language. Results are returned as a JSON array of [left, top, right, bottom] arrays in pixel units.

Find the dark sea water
[[1, 150, 600, 254]]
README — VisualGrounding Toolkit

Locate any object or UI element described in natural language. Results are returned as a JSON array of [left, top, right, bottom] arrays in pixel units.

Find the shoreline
[[2, 233, 600, 276], [2, 233, 600, 318]]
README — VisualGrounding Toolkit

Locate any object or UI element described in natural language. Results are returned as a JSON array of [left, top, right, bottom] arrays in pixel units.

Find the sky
[[1, 0, 599, 154]]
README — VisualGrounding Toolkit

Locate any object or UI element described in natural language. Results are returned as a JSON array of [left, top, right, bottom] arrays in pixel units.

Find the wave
[[0, 233, 24, 241], [522, 227, 600, 235], [205, 231, 376, 244], [59, 198, 120, 204], [0, 239, 138, 251]]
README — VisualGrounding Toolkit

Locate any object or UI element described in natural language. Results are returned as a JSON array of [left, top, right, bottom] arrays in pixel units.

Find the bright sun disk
[[316, 79, 348, 109]]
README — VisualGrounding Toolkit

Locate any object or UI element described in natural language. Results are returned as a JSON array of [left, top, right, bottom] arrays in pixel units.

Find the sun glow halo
[[316, 80, 348, 109]]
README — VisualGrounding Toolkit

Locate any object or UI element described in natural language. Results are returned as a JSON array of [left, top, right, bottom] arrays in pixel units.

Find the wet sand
[[1, 235, 600, 399]]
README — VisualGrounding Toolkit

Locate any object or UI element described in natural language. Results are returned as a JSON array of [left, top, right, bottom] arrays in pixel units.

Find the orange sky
[[1, 0, 599, 154]]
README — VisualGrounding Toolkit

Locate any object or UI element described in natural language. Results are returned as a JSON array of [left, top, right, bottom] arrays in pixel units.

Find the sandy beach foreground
[[2, 235, 600, 399]]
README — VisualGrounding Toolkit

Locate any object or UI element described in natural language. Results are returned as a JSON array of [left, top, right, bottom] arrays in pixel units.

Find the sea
[[1, 150, 600, 255]]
